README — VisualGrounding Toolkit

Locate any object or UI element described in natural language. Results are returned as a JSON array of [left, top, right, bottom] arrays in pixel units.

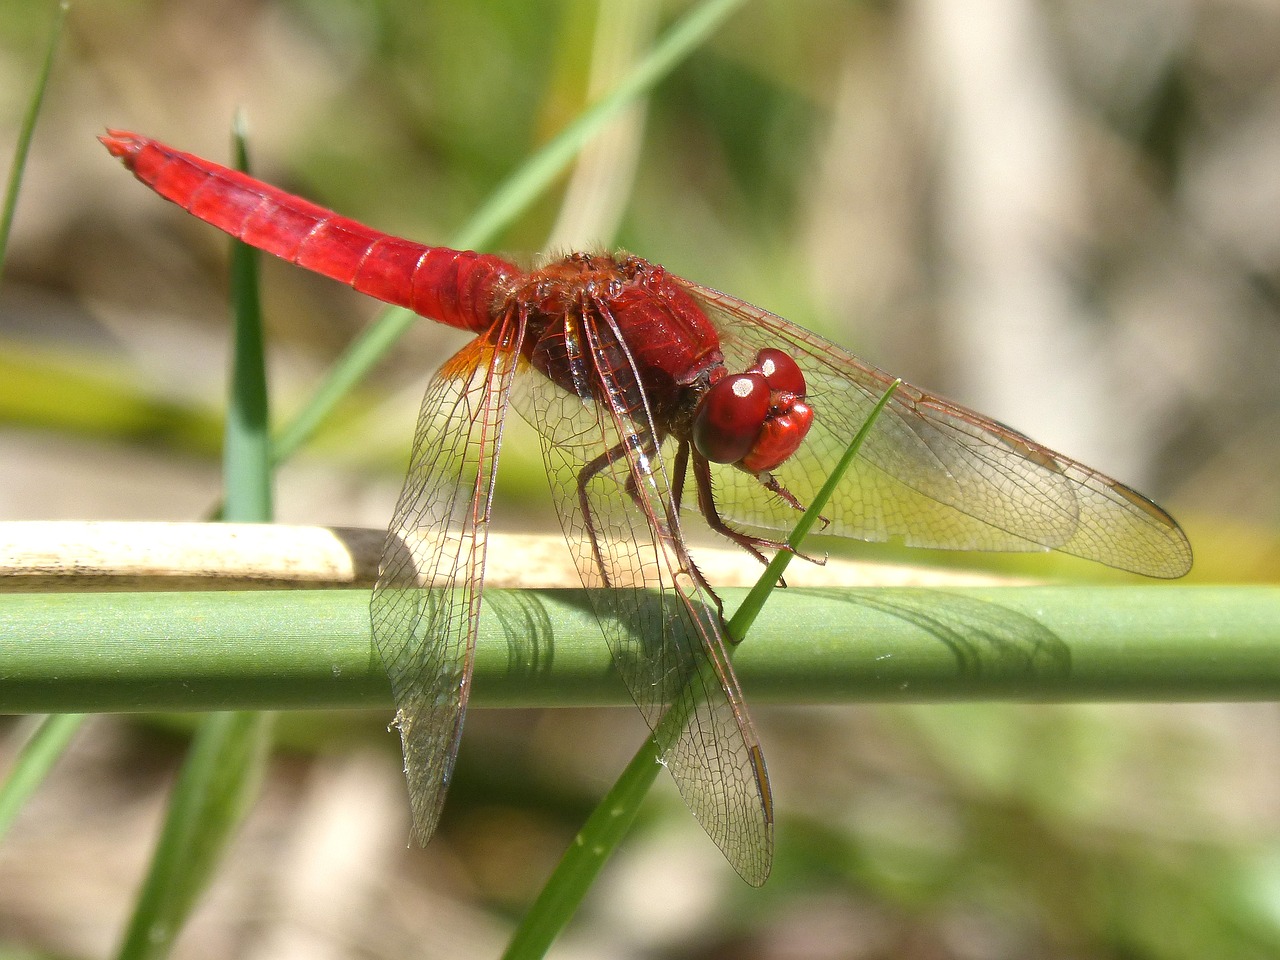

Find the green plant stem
[[1, 587, 1276, 713]]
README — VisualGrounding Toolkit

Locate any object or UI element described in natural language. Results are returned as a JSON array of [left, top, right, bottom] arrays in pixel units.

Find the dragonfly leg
[[575, 433, 727, 621], [574, 430, 677, 588], [759, 472, 831, 534], [671, 439, 691, 516], [576, 445, 623, 590], [691, 451, 825, 567]]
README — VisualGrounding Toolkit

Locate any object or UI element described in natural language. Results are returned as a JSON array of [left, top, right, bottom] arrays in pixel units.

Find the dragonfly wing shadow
[[817, 588, 1072, 685], [486, 589, 558, 679]]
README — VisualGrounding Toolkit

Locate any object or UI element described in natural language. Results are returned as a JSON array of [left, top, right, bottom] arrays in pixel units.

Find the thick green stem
[[1, 587, 1275, 713]]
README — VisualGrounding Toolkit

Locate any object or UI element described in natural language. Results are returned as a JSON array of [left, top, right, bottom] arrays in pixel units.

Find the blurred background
[[1, 0, 1279, 957]]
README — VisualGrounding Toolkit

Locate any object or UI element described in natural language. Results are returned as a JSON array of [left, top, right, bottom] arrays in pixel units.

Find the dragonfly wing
[[675, 279, 1192, 578], [371, 322, 521, 844], [509, 305, 774, 886]]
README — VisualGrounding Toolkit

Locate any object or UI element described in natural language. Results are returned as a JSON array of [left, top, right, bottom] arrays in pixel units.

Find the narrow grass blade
[[269, 305, 415, 468], [222, 113, 273, 524], [114, 711, 272, 960], [0, 713, 85, 839], [0, 0, 68, 279], [270, 0, 749, 467], [116, 120, 277, 960], [0, 1, 77, 842], [502, 382, 903, 955], [500, 741, 659, 960]]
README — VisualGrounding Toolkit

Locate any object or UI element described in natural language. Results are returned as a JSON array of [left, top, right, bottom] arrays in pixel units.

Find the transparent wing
[[370, 323, 520, 844], [509, 305, 774, 886], [674, 278, 1192, 578]]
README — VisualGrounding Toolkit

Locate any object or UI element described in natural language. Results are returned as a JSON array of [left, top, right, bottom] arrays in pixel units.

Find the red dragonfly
[[101, 130, 1192, 886]]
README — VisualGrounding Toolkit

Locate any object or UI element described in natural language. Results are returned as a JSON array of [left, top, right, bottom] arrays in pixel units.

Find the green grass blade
[[115, 119, 277, 960], [270, 0, 748, 468], [269, 306, 415, 467], [114, 711, 272, 960], [0, 713, 85, 839], [501, 739, 660, 960], [502, 381, 902, 953], [0, 0, 68, 279], [222, 114, 273, 524]]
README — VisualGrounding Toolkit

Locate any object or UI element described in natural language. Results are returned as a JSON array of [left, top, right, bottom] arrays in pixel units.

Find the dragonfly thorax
[[509, 252, 815, 474], [513, 252, 726, 425]]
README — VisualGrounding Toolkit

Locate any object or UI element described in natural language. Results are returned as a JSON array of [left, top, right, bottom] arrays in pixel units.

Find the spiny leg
[[689, 451, 827, 570], [575, 444, 624, 590]]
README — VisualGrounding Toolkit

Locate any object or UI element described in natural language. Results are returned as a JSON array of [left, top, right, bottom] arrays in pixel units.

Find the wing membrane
[[675, 279, 1192, 578], [370, 321, 520, 844]]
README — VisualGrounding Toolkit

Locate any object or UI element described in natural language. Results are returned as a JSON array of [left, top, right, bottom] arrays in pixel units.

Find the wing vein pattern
[[675, 279, 1191, 578], [371, 318, 522, 844], [509, 300, 774, 885]]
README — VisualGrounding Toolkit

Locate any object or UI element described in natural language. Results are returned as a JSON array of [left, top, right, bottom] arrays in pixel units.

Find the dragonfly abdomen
[[100, 130, 516, 333]]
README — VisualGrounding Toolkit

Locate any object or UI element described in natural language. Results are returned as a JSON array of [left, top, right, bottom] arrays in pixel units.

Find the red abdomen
[[100, 130, 517, 333]]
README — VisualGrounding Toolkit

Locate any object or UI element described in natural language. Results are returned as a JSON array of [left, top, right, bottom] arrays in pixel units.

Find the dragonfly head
[[692, 348, 814, 472]]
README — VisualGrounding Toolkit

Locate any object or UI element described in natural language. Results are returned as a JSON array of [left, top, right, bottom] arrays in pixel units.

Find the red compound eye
[[692, 348, 814, 471], [752, 348, 806, 396], [692, 373, 771, 464]]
